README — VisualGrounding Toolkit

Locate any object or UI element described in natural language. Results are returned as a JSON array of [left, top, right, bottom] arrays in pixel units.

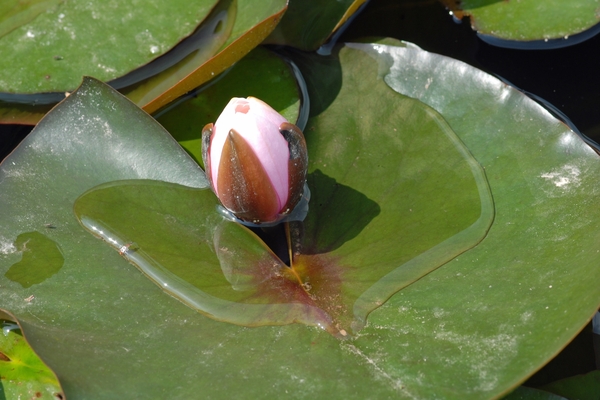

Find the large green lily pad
[[0, 0, 219, 94], [338, 42, 600, 397], [1, 41, 599, 399], [117, 0, 236, 109]]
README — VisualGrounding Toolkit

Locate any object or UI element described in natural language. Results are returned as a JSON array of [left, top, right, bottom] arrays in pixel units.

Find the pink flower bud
[[202, 97, 308, 225]]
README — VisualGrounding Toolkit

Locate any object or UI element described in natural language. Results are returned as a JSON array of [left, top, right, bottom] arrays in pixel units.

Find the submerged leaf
[[540, 370, 600, 400], [4, 231, 64, 288]]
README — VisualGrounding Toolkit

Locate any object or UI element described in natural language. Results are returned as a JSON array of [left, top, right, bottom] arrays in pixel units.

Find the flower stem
[[285, 222, 311, 293], [285, 222, 294, 268]]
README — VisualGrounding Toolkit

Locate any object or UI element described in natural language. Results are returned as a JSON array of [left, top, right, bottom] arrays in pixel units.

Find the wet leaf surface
[[0, 0, 288, 124], [73, 83, 492, 334], [120, 0, 236, 109], [0, 0, 64, 39]]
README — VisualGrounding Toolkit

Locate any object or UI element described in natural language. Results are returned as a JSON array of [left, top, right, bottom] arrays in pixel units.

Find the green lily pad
[[332, 42, 600, 397], [441, 0, 600, 43], [157, 46, 301, 165], [0, 310, 64, 399], [264, 0, 368, 50], [0, 0, 220, 95], [1, 41, 599, 399]]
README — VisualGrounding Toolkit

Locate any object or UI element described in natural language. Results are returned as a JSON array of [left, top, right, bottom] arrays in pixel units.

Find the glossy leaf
[[441, 0, 600, 44], [264, 0, 368, 50], [157, 46, 301, 164], [0, 310, 64, 399], [336, 42, 600, 397], [0, 42, 599, 399], [0, 0, 219, 95]]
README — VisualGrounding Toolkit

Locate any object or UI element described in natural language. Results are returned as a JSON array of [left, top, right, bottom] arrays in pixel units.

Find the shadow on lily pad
[[301, 168, 381, 254]]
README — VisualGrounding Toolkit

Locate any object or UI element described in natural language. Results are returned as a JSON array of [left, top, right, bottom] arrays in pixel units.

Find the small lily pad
[[441, 0, 600, 44]]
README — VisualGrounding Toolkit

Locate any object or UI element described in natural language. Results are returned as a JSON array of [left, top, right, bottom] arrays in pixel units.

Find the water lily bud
[[202, 97, 309, 225]]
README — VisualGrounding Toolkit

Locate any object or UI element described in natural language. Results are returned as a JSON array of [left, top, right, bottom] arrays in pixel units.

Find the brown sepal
[[217, 128, 280, 223], [201, 123, 214, 188], [279, 122, 308, 215]]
